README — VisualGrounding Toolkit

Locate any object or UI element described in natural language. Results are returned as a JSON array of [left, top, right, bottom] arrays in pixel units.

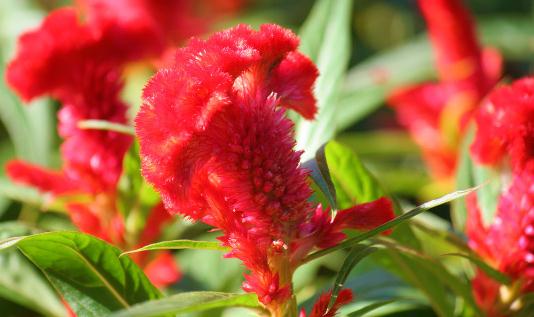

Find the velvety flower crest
[[136, 23, 395, 312]]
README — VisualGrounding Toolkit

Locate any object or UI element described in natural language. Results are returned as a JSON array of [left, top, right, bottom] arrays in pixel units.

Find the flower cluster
[[467, 78, 534, 316], [136, 23, 395, 316], [5, 5, 182, 288], [388, 0, 502, 180]]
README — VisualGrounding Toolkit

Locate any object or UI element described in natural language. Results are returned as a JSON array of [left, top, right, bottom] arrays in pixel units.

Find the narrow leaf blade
[[122, 240, 229, 256], [109, 292, 261, 317]]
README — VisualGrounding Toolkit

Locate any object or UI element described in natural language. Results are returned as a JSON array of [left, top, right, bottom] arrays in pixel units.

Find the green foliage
[[442, 253, 511, 285], [109, 292, 261, 317], [295, 0, 353, 159], [345, 300, 395, 317], [122, 240, 228, 256], [0, 231, 162, 316], [328, 245, 378, 310], [0, 222, 66, 317]]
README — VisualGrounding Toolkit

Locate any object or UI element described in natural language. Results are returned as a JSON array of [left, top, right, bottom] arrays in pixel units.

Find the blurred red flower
[[467, 78, 534, 315], [388, 0, 502, 180], [136, 23, 394, 315], [5, 6, 179, 289]]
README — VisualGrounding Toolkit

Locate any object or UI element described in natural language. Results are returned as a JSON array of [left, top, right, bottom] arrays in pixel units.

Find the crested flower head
[[137, 23, 395, 313], [388, 0, 502, 180]]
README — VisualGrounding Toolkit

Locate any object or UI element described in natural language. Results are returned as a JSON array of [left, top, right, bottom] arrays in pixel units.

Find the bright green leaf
[[0, 223, 66, 317], [122, 240, 229, 256], [303, 186, 478, 263], [295, 0, 353, 159], [0, 231, 162, 316], [108, 292, 261, 317]]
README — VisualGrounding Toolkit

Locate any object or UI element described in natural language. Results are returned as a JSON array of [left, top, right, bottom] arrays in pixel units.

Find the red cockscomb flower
[[136, 24, 394, 316], [5, 6, 179, 289], [467, 78, 534, 315], [388, 0, 502, 180]]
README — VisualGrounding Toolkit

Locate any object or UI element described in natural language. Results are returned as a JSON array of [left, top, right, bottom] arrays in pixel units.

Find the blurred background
[[1, 1, 534, 316]]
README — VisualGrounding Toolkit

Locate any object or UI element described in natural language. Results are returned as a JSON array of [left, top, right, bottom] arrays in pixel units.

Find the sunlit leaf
[[0, 223, 66, 317], [304, 186, 478, 263], [0, 231, 162, 316], [295, 0, 353, 159], [122, 240, 228, 256], [109, 292, 261, 317]]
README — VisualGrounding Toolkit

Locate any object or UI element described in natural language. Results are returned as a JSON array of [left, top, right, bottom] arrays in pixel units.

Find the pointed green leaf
[[295, 0, 353, 158], [442, 253, 511, 285], [328, 245, 378, 310], [0, 231, 162, 316], [109, 292, 261, 317], [0, 223, 66, 317], [303, 186, 478, 263], [302, 144, 337, 210], [346, 300, 395, 317], [122, 240, 229, 256]]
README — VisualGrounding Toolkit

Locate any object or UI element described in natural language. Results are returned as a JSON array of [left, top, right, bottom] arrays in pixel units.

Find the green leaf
[[0, 231, 162, 316], [0, 222, 66, 317], [108, 292, 261, 317], [346, 300, 395, 317], [302, 144, 337, 211], [122, 240, 229, 256], [117, 141, 159, 236], [374, 239, 482, 317], [442, 253, 511, 285], [303, 186, 478, 263], [295, 0, 353, 159], [319, 141, 419, 247], [472, 164, 501, 227], [328, 245, 378, 310], [452, 126, 475, 231], [0, 62, 55, 166], [454, 125, 500, 228], [323, 141, 384, 208], [78, 119, 135, 135]]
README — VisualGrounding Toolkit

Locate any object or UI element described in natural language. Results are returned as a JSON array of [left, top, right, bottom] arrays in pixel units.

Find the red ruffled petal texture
[[387, 0, 502, 180], [299, 289, 353, 317], [471, 77, 534, 173], [137, 24, 394, 312]]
